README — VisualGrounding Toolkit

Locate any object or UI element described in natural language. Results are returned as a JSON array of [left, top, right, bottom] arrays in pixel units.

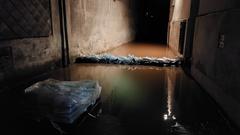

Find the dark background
[[133, 0, 170, 43]]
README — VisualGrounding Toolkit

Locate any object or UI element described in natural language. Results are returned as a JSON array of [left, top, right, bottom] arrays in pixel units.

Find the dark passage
[[133, 0, 170, 43], [0, 0, 240, 135], [0, 64, 234, 135]]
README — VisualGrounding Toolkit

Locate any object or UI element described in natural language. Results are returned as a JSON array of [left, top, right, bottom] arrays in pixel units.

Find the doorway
[[134, 0, 171, 44]]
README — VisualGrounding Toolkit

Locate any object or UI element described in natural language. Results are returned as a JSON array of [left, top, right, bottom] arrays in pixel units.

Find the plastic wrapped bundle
[[24, 79, 101, 124]]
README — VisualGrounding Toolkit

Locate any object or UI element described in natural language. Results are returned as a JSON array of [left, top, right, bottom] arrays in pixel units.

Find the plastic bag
[[24, 79, 101, 124]]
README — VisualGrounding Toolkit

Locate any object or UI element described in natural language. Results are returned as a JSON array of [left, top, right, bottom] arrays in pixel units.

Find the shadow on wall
[[132, 0, 171, 43]]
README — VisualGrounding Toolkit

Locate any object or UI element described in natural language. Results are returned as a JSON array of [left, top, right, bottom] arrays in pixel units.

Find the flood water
[[107, 43, 177, 58], [0, 64, 235, 135]]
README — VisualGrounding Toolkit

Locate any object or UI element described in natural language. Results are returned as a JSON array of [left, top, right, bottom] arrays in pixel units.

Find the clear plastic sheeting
[[24, 79, 102, 124], [75, 54, 182, 67]]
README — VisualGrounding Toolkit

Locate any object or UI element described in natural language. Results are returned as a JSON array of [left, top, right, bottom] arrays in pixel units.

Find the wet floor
[[107, 42, 178, 58], [0, 64, 235, 135]]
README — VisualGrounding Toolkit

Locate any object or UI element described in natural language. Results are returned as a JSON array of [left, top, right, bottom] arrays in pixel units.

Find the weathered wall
[[168, 0, 240, 129], [67, 0, 135, 62], [198, 0, 240, 15], [172, 0, 191, 20], [0, 0, 62, 87], [191, 0, 240, 129], [168, 0, 191, 53]]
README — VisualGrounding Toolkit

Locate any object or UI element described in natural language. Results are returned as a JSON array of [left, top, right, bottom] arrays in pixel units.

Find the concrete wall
[[0, 0, 62, 87], [198, 0, 240, 15], [0, 0, 136, 86], [168, 0, 240, 129], [172, 0, 191, 21], [191, 0, 240, 129], [67, 0, 135, 62], [168, 0, 191, 53]]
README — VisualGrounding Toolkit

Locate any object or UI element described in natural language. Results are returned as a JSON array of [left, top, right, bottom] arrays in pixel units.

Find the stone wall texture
[[67, 0, 135, 62], [0, 0, 61, 84]]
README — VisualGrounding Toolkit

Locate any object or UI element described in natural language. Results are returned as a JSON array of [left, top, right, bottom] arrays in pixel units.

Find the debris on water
[[24, 79, 102, 124], [75, 54, 182, 67]]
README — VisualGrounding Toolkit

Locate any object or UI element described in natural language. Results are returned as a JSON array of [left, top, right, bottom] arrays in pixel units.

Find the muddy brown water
[[107, 43, 177, 58]]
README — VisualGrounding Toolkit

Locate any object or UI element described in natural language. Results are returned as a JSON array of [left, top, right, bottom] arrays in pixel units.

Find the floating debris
[[76, 54, 182, 67], [24, 79, 102, 124]]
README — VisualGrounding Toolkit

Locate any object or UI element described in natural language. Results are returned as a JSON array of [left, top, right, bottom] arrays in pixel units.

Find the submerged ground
[[0, 64, 235, 135]]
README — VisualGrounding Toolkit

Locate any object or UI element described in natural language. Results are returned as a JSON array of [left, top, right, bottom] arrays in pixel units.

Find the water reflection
[[53, 64, 234, 134], [163, 75, 175, 121], [10, 63, 233, 135], [161, 69, 192, 134]]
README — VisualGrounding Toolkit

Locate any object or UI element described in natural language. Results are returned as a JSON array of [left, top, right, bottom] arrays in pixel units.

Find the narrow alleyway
[[0, 0, 239, 134]]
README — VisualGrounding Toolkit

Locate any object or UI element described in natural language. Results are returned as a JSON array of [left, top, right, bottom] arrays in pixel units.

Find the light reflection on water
[[162, 69, 192, 134], [0, 64, 234, 135], [49, 64, 233, 135]]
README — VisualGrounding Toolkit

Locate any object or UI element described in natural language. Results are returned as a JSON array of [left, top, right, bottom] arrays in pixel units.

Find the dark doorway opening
[[133, 0, 171, 44]]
